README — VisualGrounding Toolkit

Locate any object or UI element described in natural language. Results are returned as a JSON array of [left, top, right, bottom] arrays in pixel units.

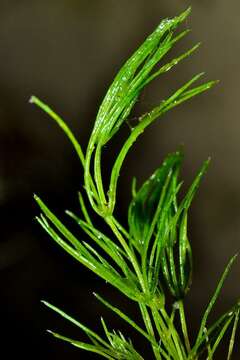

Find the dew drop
[[173, 302, 179, 310]]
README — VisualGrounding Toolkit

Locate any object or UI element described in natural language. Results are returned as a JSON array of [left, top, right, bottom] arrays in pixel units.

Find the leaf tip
[[41, 300, 48, 306], [233, 253, 239, 261], [33, 193, 39, 200], [46, 329, 54, 335], [195, 42, 201, 50], [205, 157, 211, 167], [178, 6, 192, 22], [29, 95, 36, 104]]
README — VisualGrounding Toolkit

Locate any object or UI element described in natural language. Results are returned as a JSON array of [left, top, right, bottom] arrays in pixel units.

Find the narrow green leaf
[[93, 7, 192, 142], [208, 317, 233, 358], [66, 211, 126, 258], [143, 157, 182, 255], [82, 241, 121, 276], [162, 80, 218, 113], [107, 75, 214, 213], [101, 317, 113, 345], [29, 96, 85, 166], [66, 211, 133, 277], [47, 330, 116, 359], [149, 180, 183, 291], [193, 254, 238, 354], [78, 191, 93, 225], [179, 212, 192, 294], [144, 42, 201, 87], [36, 215, 97, 272], [188, 303, 240, 359], [42, 301, 111, 349], [165, 158, 210, 237], [128, 151, 182, 252], [34, 195, 82, 250], [94, 293, 156, 345], [36, 215, 140, 301], [35, 196, 128, 289], [227, 308, 240, 360]]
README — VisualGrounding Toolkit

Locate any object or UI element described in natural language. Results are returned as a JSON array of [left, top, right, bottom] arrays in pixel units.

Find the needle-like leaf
[[191, 254, 238, 356]]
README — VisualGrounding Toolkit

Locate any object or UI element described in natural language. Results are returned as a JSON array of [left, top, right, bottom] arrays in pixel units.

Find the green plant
[[31, 7, 239, 359]]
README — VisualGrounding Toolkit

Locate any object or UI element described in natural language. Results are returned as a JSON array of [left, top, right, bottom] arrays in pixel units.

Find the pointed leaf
[[128, 151, 182, 252]]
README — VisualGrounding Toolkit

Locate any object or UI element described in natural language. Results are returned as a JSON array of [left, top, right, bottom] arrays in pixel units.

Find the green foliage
[[31, 7, 239, 359]]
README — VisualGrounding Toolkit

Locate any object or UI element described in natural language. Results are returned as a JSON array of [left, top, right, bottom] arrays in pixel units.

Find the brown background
[[0, 1, 239, 359]]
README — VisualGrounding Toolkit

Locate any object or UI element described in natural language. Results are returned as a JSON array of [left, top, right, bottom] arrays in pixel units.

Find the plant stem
[[84, 136, 102, 215], [150, 304, 178, 359], [139, 303, 162, 360], [178, 300, 191, 354], [152, 304, 186, 360], [94, 143, 108, 209], [105, 216, 146, 293], [203, 327, 212, 360], [227, 309, 240, 360]]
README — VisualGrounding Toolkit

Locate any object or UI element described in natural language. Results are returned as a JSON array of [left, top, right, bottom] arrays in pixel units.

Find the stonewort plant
[[31, 8, 239, 359]]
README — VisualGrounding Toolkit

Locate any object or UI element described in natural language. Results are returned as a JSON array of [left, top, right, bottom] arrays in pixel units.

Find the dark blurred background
[[0, 1, 239, 359]]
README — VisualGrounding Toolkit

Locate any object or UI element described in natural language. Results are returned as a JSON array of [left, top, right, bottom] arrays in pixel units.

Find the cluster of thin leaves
[[31, 7, 239, 360]]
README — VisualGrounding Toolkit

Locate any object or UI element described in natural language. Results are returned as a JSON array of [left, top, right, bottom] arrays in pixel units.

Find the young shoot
[[32, 7, 239, 360]]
